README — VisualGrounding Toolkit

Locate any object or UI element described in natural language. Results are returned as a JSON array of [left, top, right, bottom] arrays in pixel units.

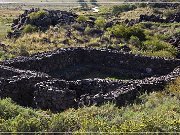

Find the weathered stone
[[0, 47, 179, 112], [7, 8, 78, 38]]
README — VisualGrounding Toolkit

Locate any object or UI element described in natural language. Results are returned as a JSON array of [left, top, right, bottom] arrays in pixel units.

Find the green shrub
[[84, 26, 91, 34], [134, 38, 177, 58], [108, 24, 126, 38], [108, 24, 146, 41], [95, 17, 106, 29], [166, 77, 180, 99], [0, 98, 50, 132], [129, 36, 141, 47], [143, 38, 177, 53], [19, 45, 29, 56], [28, 10, 48, 20], [0, 51, 14, 60], [23, 24, 38, 34], [49, 109, 80, 132], [76, 15, 88, 23], [112, 4, 137, 15]]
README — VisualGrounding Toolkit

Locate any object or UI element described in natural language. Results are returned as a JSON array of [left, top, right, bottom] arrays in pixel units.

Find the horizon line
[[0, 1, 180, 4]]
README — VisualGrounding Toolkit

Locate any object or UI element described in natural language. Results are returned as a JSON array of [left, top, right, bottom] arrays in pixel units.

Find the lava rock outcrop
[[0, 48, 180, 112], [7, 8, 78, 38], [139, 12, 180, 23], [126, 12, 180, 26]]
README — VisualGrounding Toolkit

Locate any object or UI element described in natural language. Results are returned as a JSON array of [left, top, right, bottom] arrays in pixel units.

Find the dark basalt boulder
[[86, 28, 104, 37], [166, 12, 180, 23], [125, 12, 180, 26], [168, 33, 180, 47]]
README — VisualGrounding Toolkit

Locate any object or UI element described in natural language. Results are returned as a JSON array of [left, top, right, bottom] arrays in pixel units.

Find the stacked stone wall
[[0, 48, 179, 112]]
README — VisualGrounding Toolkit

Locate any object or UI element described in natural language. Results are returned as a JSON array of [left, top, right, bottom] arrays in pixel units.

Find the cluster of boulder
[[126, 12, 180, 26], [139, 12, 180, 23], [7, 8, 78, 38], [0, 47, 179, 112], [7, 8, 105, 39], [148, 2, 179, 9]]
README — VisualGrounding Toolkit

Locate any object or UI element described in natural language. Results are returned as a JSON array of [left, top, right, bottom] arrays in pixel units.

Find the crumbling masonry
[[0, 48, 179, 112]]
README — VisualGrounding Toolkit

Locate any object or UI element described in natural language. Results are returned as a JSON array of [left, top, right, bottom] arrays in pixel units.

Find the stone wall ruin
[[0, 47, 180, 112]]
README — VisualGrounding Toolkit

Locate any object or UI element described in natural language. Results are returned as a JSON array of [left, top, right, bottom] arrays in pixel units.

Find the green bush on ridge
[[28, 10, 48, 20], [95, 17, 106, 29]]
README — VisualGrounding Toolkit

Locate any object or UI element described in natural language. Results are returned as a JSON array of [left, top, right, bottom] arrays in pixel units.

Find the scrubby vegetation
[[0, 77, 179, 133], [112, 4, 137, 15], [0, 3, 179, 59], [108, 24, 146, 41], [28, 10, 48, 20], [0, 2, 179, 133], [23, 24, 38, 34]]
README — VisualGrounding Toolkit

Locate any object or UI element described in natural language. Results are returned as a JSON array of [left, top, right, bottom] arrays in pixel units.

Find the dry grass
[[120, 7, 154, 21]]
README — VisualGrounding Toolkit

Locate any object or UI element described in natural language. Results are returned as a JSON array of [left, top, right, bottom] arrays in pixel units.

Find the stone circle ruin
[[0, 47, 180, 112], [1, 7, 180, 112]]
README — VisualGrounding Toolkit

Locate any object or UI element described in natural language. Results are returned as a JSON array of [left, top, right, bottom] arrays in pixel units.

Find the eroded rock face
[[0, 48, 180, 112]]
